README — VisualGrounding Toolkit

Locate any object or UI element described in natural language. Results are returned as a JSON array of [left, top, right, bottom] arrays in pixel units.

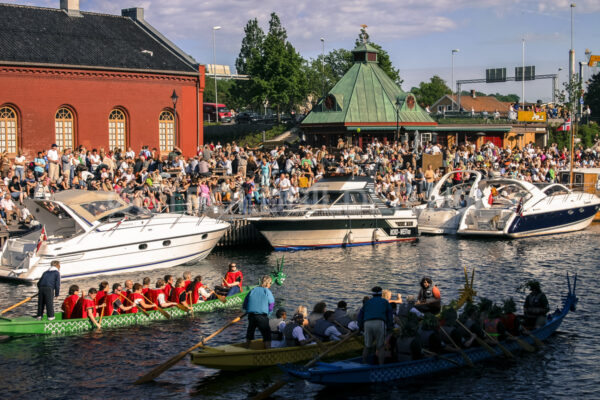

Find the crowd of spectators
[[0, 135, 599, 224]]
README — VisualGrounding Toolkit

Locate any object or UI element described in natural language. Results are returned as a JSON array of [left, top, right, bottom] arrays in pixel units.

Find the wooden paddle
[[252, 330, 360, 400], [301, 326, 326, 351], [455, 320, 497, 356], [506, 332, 535, 352], [141, 293, 171, 319], [98, 304, 105, 325], [176, 303, 191, 312], [134, 312, 247, 384], [482, 330, 515, 359], [521, 327, 544, 348], [1, 293, 38, 315], [118, 293, 150, 317], [422, 349, 462, 366], [439, 327, 474, 367]]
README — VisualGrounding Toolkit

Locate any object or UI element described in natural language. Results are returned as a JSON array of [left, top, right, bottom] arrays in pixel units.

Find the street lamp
[[171, 89, 179, 146], [451, 49, 459, 109], [212, 26, 221, 123], [569, 3, 576, 79], [395, 96, 401, 143], [521, 38, 525, 111], [320, 37, 325, 100]]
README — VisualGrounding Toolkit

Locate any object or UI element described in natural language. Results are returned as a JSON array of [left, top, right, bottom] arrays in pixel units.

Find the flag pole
[[570, 119, 575, 189]]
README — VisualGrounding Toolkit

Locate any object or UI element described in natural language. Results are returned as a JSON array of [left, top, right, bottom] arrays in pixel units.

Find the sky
[[8, 0, 600, 102]]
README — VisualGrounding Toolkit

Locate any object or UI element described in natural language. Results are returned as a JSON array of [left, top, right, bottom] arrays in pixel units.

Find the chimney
[[470, 90, 476, 98], [60, 0, 81, 17], [122, 7, 145, 21]]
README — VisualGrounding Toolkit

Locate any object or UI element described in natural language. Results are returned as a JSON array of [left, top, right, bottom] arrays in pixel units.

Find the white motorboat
[[250, 176, 418, 251], [457, 178, 600, 238], [416, 170, 483, 234], [0, 190, 229, 282]]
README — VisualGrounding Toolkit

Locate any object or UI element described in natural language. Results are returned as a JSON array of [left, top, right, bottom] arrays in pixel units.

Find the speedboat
[[250, 175, 418, 251], [416, 170, 482, 234], [0, 190, 229, 282], [457, 178, 600, 238]]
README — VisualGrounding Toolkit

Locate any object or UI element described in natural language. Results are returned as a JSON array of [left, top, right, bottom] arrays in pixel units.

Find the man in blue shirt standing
[[36, 260, 61, 320], [243, 275, 275, 349], [357, 286, 393, 365]]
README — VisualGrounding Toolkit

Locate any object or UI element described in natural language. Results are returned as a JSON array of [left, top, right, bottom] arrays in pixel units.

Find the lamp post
[[212, 26, 221, 123], [320, 37, 325, 100], [171, 89, 179, 146], [395, 96, 401, 143], [451, 49, 459, 109], [521, 38, 525, 111]]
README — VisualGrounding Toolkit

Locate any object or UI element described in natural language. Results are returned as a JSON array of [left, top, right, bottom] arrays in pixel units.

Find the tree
[[354, 26, 402, 87], [584, 72, 600, 120], [305, 48, 353, 98], [555, 75, 583, 117], [411, 76, 451, 107], [235, 18, 264, 75]]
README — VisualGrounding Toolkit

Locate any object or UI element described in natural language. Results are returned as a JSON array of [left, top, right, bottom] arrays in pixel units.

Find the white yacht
[[416, 170, 483, 234], [0, 190, 229, 282], [250, 176, 418, 251], [457, 179, 600, 238]]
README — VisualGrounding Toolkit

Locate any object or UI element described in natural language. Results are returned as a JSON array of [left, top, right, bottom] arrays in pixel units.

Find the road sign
[[516, 66, 535, 81], [518, 111, 546, 122], [486, 68, 507, 83], [580, 98, 584, 104]]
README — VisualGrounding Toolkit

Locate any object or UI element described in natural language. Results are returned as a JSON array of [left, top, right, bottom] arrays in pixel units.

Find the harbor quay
[[1, 1, 600, 399]]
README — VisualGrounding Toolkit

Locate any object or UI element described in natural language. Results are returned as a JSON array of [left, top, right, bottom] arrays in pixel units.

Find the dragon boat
[[190, 336, 364, 371], [281, 273, 578, 385], [0, 286, 253, 336]]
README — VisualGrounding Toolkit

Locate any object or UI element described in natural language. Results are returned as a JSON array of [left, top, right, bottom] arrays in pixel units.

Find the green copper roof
[[352, 42, 380, 54], [302, 59, 435, 127]]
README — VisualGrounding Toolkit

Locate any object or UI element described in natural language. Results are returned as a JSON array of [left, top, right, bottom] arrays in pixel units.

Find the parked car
[[235, 111, 260, 124], [203, 103, 232, 123]]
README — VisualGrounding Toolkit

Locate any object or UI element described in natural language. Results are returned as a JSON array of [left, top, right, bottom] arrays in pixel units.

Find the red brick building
[[0, 1, 205, 159]]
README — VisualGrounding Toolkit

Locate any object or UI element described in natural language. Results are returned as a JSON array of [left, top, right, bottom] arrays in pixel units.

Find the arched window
[[158, 111, 175, 152], [108, 109, 127, 150], [0, 106, 18, 154], [55, 108, 74, 150]]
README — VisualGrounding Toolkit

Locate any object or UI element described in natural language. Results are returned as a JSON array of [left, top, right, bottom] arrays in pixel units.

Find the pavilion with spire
[[301, 42, 438, 147]]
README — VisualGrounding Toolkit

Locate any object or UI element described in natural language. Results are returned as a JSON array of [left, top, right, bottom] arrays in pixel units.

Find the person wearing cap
[[47, 144, 60, 182], [36, 260, 61, 320], [282, 312, 311, 347], [269, 308, 287, 347], [357, 286, 393, 365]]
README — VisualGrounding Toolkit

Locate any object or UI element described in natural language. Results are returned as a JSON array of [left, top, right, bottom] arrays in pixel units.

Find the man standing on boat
[[36, 260, 61, 320], [358, 286, 393, 365], [243, 275, 275, 349], [523, 280, 549, 329]]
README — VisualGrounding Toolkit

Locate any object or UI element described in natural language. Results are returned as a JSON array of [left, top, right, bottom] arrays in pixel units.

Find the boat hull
[[253, 216, 418, 251], [0, 219, 229, 282], [0, 287, 251, 336], [417, 208, 462, 235], [190, 337, 363, 371]]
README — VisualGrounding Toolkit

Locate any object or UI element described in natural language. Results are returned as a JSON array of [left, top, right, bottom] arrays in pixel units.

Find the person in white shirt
[[125, 147, 135, 160], [89, 149, 101, 172], [47, 144, 60, 182], [1, 193, 20, 223], [278, 173, 291, 206]]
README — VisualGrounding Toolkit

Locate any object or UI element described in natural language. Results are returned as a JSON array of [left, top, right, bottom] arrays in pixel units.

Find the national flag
[[557, 118, 571, 132], [35, 226, 47, 254]]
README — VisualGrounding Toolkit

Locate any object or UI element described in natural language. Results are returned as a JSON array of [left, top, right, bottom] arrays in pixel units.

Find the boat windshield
[[98, 205, 152, 222], [80, 200, 126, 217], [300, 191, 373, 206], [35, 200, 73, 220]]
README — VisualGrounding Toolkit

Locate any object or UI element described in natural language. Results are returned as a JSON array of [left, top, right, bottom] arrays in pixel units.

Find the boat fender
[[346, 231, 354, 245], [432, 286, 441, 299], [372, 229, 380, 243]]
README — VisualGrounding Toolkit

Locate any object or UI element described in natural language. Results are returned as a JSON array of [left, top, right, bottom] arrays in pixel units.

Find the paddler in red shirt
[[148, 279, 177, 310], [163, 275, 174, 298], [183, 271, 192, 291], [223, 263, 243, 296], [61, 285, 80, 320], [141, 277, 151, 296], [123, 280, 134, 297], [170, 278, 188, 304], [95, 281, 109, 306], [103, 283, 133, 316], [72, 288, 104, 330], [128, 283, 153, 313]]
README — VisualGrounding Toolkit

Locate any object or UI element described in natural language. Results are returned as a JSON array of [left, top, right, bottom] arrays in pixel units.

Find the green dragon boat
[[0, 286, 253, 336]]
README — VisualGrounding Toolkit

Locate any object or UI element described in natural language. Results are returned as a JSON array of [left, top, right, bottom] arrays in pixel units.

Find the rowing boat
[[190, 336, 364, 371], [0, 286, 253, 336], [281, 273, 578, 385]]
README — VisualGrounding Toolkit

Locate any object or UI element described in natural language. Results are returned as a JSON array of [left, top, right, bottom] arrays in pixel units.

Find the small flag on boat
[[112, 216, 128, 230], [516, 198, 523, 217], [557, 118, 571, 132], [35, 226, 47, 254]]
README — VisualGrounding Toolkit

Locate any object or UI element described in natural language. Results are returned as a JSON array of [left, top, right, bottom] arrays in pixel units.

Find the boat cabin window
[[335, 191, 373, 205], [34, 200, 72, 220], [542, 185, 570, 196], [301, 191, 342, 205], [80, 200, 125, 217], [98, 205, 151, 222]]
